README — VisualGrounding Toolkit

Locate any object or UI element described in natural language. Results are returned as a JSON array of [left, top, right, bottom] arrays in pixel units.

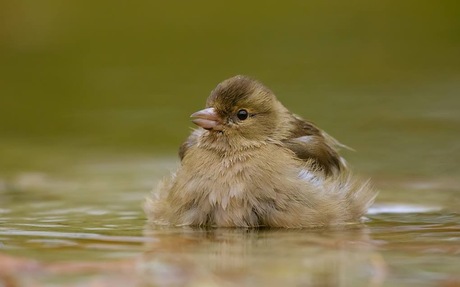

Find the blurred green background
[[1, 0, 459, 177]]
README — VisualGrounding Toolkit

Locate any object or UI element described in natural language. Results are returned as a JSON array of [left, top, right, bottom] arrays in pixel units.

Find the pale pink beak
[[190, 107, 222, 130]]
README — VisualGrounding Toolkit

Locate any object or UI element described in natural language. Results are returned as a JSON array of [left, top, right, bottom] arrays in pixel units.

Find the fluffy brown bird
[[145, 75, 376, 228]]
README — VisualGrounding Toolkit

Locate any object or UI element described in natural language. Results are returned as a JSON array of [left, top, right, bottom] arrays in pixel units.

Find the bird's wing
[[283, 115, 348, 176]]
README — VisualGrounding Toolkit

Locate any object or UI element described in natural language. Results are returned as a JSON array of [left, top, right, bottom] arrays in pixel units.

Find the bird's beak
[[190, 107, 222, 130]]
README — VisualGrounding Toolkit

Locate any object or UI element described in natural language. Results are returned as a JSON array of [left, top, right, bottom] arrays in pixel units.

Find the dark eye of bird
[[236, 109, 249, 120]]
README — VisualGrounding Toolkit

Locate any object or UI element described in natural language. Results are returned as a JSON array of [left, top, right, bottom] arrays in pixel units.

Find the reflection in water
[[142, 225, 386, 286]]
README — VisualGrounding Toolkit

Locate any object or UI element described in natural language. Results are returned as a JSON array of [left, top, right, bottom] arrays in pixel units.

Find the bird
[[145, 75, 377, 228]]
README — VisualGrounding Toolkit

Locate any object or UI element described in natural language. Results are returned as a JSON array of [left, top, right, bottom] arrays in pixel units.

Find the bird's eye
[[236, 109, 249, 120]]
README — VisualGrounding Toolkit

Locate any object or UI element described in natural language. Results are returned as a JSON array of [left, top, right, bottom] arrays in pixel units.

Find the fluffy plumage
[[145, 75, 376, 228]]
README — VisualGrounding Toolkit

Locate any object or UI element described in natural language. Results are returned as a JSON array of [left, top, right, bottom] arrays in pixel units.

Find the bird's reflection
[[141, 224, 386, 286]]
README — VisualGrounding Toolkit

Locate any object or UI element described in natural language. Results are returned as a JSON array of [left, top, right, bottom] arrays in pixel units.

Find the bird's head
[[191, 75, 288, 142]]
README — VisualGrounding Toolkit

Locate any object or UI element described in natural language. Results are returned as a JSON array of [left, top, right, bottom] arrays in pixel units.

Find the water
[[1, 151, 459, 286], [1, 1, 460, 286]]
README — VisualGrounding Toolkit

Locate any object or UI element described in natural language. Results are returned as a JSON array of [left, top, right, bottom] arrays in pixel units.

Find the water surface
[[1, 151, 459, 286]]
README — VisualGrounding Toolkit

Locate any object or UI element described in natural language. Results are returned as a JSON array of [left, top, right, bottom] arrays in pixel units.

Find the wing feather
[[283, 115, 348, 176]]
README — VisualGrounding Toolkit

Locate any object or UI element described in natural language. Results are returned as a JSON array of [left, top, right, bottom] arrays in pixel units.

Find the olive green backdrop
[[1, 1, 459, 176]]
